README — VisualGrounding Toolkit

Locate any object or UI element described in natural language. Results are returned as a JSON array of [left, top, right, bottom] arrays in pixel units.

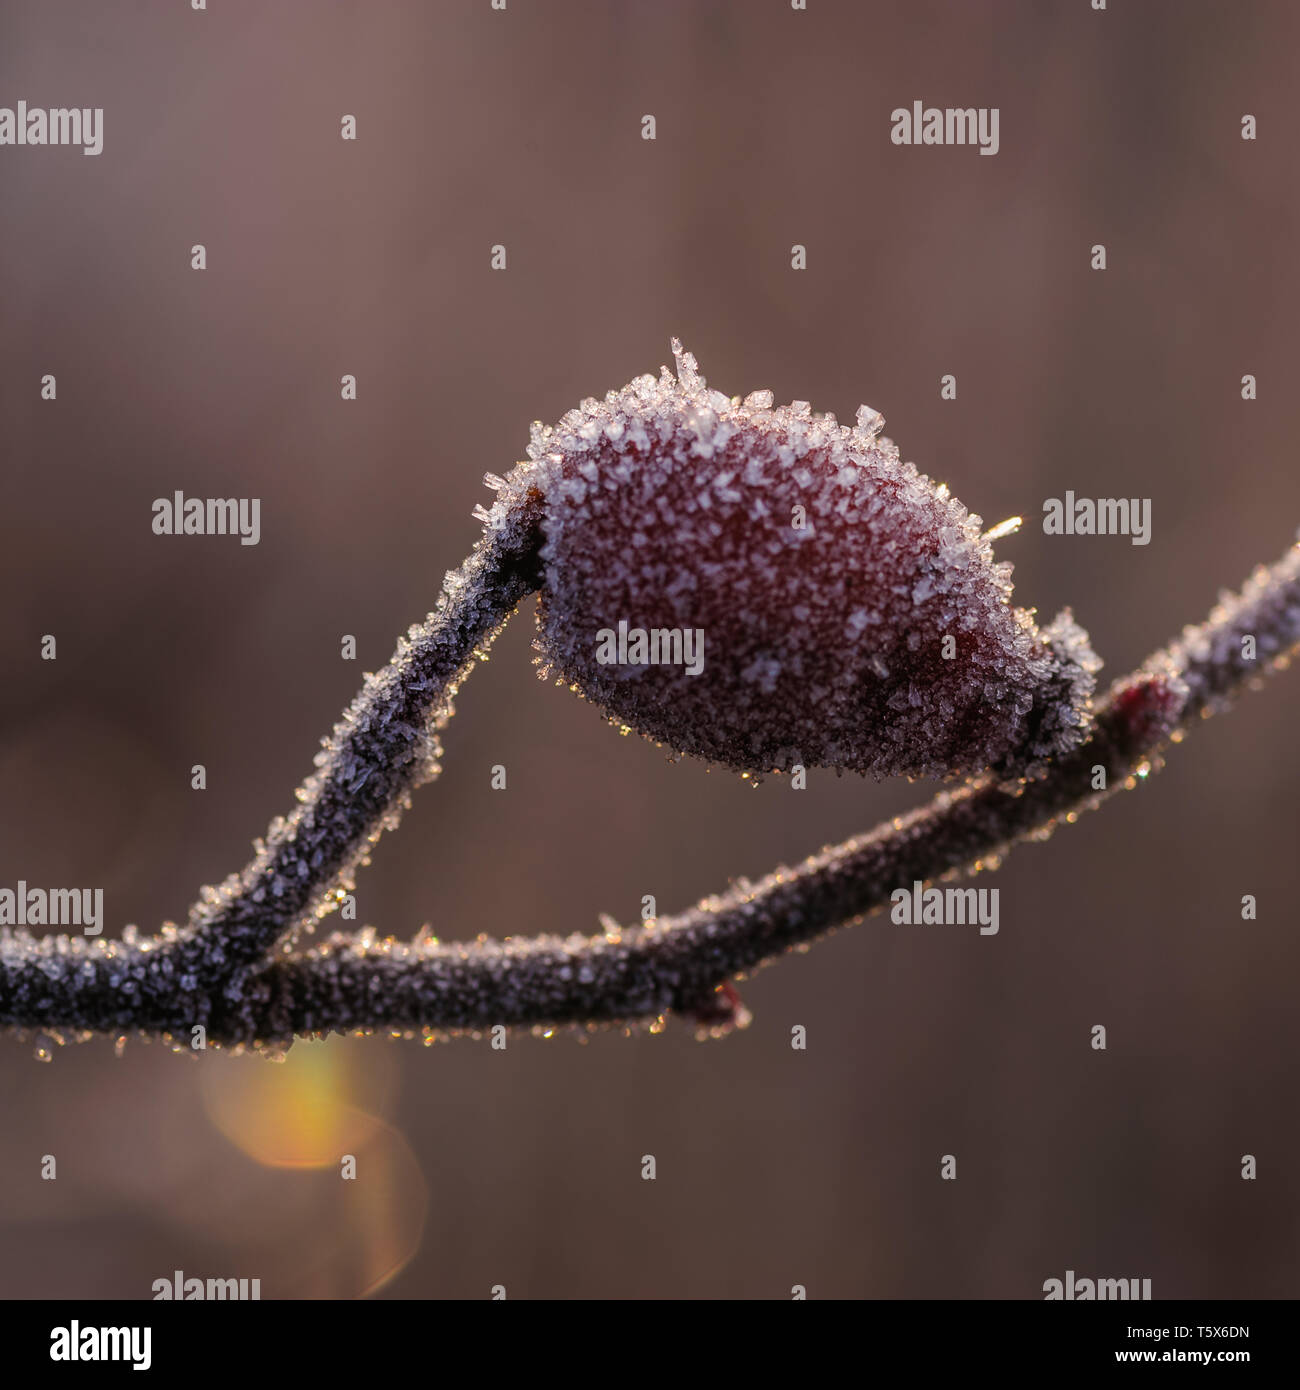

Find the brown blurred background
[[1, 0, 1298, 1299]]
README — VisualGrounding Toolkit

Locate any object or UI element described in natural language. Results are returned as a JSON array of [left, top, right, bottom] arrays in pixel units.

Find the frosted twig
[[0, 478, 546, 1044], [179, 479, 546, 981], [2, 534, 1296, 1049]]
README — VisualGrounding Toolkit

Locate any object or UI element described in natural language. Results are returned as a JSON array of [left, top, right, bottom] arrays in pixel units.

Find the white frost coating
[[520, 339, 1102, 780]]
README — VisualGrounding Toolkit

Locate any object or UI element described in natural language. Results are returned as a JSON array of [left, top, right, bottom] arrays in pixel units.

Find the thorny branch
[[2, 516, 1297, 1051]]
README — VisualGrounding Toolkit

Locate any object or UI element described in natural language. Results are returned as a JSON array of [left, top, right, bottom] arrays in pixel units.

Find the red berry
[[526, 342, 1100, 780]]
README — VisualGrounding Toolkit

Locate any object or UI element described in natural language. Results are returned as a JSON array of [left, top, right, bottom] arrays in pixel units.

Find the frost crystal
[[527, 340, 1101, 779]]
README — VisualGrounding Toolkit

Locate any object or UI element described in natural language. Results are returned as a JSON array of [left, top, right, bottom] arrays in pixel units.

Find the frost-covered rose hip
[[522, 341, 1100, 780]]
